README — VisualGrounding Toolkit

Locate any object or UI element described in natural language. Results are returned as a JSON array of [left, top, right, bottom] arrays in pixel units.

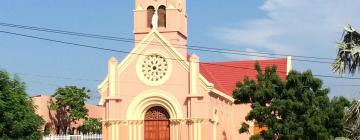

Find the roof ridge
[[201, 58, 287, 64]]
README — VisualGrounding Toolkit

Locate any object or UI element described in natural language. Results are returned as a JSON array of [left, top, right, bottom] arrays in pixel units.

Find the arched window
[[158, 5, 166, 27], [147, 6, 155, 28]]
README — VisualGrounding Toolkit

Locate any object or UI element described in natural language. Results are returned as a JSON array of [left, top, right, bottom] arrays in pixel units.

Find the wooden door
[[144, 106, 170, 140]]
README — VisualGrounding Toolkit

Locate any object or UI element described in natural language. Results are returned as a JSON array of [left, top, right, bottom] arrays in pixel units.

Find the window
[[147, 6, 155, 28], [158, 5, 166, 27]]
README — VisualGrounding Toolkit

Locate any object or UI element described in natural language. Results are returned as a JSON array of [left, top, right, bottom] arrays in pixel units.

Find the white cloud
[[213, 0, 360, 58], [225, 47, 272, 60], [211, 0, 360, 98]]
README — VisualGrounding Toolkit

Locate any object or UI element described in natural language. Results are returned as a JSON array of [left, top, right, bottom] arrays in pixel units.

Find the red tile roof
[[200, 58, 288, 96]]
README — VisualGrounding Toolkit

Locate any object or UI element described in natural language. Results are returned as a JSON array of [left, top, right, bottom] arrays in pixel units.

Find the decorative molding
[[186, 95, 203, 99], [104, 96, 122, 101], [127, 120, 144, 125], [102, 120, 127, 126], [185, 118, 205, 124], [126, 89, 184, 120], [170, 119, 184, 125]]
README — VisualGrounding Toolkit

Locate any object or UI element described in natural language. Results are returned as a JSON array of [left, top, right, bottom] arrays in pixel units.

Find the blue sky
[[0, 0, 360, 104]]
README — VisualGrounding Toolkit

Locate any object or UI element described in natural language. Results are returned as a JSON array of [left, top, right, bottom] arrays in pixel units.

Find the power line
[[25, 80, 100, 99], [0, 30, 359, 80], [0, 22, 335, 63], [16, 73, 360, 101], [7, 67, 360, 87], [330, 84, 360, 87]]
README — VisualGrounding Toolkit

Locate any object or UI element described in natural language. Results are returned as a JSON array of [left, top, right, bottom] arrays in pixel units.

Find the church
[[97, 0, 291, 139]]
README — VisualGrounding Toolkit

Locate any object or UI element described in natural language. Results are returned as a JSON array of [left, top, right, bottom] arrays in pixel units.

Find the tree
[[78, 118, 102, 134], [50, 86, 90, 134], [332, 24, 360, 75], [233, 63, 350, 140], [0, 70, 44, 139], [344, 100, 360, 139]]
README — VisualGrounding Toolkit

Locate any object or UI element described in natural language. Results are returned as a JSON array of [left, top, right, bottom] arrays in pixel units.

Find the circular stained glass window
[[141, 54, 168, 82]]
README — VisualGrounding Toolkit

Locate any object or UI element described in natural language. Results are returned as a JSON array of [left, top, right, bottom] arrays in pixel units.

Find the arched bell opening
[[147, 6, 155, 28], [158, 5, 166, 28]]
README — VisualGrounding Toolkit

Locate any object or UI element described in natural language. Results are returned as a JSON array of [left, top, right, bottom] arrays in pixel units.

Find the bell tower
[[134, 0, 188, 56]]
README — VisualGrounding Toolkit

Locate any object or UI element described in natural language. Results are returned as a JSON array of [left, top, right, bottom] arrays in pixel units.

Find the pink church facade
[[98, 0, 291, 140]]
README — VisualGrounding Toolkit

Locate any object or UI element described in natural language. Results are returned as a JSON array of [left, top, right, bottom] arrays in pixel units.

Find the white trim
[[97, 75, 108, 106], [210, 89, 235, 103], [198, 73, 234, 103], [286, 56, 292, 75], [126, 89, 184, 120], [199, 75, 214, 91], [98, 75, 108, 90]]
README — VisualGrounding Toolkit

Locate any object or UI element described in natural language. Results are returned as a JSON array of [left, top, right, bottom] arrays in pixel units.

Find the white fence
[[43, 134, 102, 140]]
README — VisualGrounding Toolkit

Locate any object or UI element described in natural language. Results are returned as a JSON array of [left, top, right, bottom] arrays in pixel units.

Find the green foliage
[[233, 63, 350, 140], [79, 118, 102, 134], [50, 86, 90, 134], [240, 122, 249, 133], [0, 70, 44, 139], [250, 134, 262, 140], [344, 100, 360, 139]]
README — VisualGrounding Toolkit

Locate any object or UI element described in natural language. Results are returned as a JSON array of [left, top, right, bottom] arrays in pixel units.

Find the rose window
[[141, 54, 168, 82]]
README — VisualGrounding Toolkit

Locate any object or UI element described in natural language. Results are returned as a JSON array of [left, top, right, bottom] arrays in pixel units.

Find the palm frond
[[332, 25, 360, 75]]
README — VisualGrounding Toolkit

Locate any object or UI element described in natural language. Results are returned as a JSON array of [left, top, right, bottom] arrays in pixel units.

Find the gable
[[98, 30, 194, 106], [117, 30, 189, 74]]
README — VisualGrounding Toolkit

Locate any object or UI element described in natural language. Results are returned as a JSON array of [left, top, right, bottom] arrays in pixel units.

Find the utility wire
[[0, 30, 359, 80], [6, 67, 360, 87], [0, 22, 335, 63]]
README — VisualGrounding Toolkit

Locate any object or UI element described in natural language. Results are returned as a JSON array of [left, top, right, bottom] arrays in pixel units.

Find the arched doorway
[[144, 106, 170, 140]]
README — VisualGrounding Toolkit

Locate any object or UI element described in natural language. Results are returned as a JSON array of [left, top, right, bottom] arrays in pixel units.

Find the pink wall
[[31, 95, 103, 134]]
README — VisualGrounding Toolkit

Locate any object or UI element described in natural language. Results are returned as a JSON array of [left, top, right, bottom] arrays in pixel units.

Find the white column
[[115, 122, 119, 140], [111, 122, 115, 140], [137, 122, 141, 140], [212, 122, 217, 140], [171, 123, 175, 140], [193, 122, 197, 140], [197, 122, 201, 140], [133, 122, 137, 140], [175, 124, 179, 140], [128, 123, 132, 140], [189, 121, 193, 140]]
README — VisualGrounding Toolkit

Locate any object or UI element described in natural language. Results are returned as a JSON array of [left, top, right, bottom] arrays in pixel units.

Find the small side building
[[31, 95, 103, 135]]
